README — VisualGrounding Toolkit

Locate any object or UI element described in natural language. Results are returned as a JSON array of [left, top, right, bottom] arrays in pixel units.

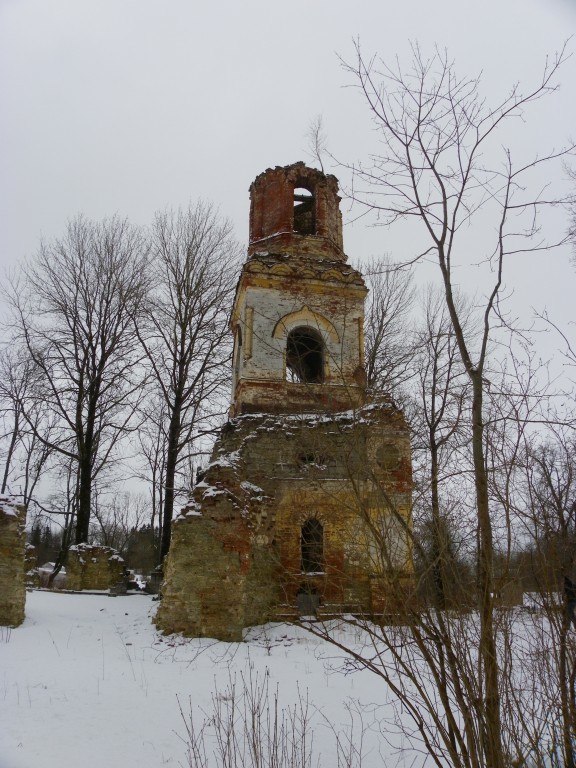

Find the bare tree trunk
[[429, 436, 446, 609], [470, 373, 502, 768], [160, 400, 182, 562], [137, 203, 241, 562]]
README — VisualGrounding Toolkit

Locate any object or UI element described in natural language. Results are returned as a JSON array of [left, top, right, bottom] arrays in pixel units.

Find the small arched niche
[[286, 326, 324, 384], [293, 184, 316, 235], [301, 518, 324, 573], [233, 326, 243, 386]]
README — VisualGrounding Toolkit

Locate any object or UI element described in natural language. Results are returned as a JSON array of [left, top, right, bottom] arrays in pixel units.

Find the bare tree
[[135, 392, 168, 553], [411, 287, 470, 609], [528, 433, 576, 767], [91, 490, 149, 556], [495, 423, 576, 767], [0, 347, 54, 507], [136, 203, 241, 562], [305, 114, 328, 173], [0, 347, 32, 494], [310, 42, 575, 767], [5, 215, 149, 545], [362, 256, 416, 397]]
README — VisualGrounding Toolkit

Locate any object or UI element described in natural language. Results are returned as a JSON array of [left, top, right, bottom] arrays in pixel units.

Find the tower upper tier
[[248, 162, 345, 262], [231, 162, 366, 416]]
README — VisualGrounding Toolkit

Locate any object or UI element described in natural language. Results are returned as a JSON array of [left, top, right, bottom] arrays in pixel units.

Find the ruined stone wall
[[66, 544, 124, 591], [156, 402, 412, 640], [157, 163, 413, 641], [0, 496, 27, 627]]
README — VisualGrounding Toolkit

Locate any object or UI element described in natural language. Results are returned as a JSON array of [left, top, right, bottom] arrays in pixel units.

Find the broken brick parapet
[[248, 163, 344, 260]]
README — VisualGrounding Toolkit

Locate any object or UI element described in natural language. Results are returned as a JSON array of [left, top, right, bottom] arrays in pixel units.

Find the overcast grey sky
[[1, 0, 575, 345]]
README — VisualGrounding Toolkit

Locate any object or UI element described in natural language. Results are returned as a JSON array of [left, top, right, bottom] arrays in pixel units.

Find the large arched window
[[293, 185, 316, 235], [286, 326, 324, 384], [301, 518, 324, 573]]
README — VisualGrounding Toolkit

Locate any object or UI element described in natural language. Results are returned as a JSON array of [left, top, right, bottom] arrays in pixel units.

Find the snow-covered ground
[[0, 590, 403, 768]]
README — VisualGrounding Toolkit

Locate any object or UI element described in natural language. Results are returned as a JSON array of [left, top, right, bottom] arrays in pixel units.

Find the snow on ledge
[[0, 495, 20, 517]]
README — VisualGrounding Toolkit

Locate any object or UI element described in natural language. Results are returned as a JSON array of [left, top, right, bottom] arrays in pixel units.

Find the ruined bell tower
[[155, 163, 413, 642], [231, 163, 366, 416]]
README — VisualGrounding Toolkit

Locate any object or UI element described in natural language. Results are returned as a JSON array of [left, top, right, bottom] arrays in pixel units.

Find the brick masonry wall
[[248, 163, 344, 258], [0, 496, 27, 627], [231, 162, 366, 418], [155, 402, 412, 640]]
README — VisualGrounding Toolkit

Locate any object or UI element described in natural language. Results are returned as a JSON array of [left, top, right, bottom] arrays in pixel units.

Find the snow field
[[0, 591, 403, 768]]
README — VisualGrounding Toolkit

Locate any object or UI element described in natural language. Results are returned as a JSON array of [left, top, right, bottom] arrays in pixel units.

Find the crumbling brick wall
[[248, 163, 344, 260], [66, 544, 125, 591], [0, 496, 27, 626], [155, 402, 412, 640]]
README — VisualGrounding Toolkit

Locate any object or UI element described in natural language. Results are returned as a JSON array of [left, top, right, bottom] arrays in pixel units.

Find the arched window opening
[[293, 186, 316, 235], [301, 518, 324, 573], [286, 326, 324, 384]]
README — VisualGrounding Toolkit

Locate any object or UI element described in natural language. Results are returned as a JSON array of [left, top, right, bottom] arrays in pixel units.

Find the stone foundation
[[155, 401, 413, 641], [0, 496, 27, 627], [66, 544, 125, 591]]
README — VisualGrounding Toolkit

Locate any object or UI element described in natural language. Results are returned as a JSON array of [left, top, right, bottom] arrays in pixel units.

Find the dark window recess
[[298, 452, 328, 469], [293, 186, 316, 235], [286, 327, 324, 383], [301, 519, 324, 573]]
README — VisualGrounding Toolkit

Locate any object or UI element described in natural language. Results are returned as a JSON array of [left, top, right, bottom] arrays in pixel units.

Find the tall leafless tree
[[135, 392, 168, 553], [310, 42, 575, 767], [0, 348, 55, 509], [5, 215, 149, 546], [362, 256, 416, 397], [411, 287, 470, 609], [136, 203, 241, 562]]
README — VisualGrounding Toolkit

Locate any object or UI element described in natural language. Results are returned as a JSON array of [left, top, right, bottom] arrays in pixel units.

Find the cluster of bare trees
[[299, 42, 576, 768], [0, 205, 241, 572]]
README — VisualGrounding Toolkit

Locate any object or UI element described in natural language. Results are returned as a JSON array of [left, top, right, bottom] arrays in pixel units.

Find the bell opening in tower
[[286, 326, 324, 384], [293, 185, 316, 235]]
